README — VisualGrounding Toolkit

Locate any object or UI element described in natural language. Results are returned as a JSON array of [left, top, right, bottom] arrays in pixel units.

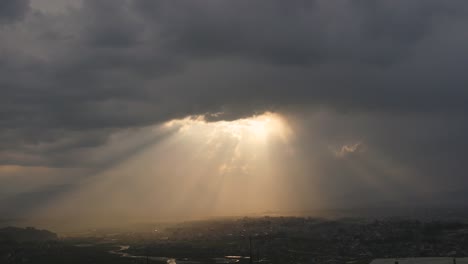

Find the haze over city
[[1, 0, 468, 230]]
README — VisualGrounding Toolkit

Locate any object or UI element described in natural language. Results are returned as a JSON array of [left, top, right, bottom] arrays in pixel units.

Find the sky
[[1, 0, 468, 227]]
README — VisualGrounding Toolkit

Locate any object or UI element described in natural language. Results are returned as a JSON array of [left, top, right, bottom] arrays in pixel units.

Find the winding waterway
[[109, 245, 243, 264]]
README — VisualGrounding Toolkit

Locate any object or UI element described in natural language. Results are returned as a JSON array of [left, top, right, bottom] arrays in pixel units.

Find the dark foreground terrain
[[3, 216, 468, 264]]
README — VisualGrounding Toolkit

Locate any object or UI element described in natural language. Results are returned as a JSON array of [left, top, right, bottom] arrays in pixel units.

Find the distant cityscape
[[3, 215, 468, 264]]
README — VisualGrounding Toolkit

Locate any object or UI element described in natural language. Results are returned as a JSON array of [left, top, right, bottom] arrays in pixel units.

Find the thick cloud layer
[[1, 0, 468, 217], [0, 0, 30, 23]]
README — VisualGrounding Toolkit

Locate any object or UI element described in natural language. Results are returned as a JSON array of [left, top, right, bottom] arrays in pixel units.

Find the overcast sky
[[1, 0, 468, 224]]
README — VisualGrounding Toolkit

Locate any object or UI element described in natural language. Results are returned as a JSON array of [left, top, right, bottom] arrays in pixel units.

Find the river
[[109, 245, 244, 264]]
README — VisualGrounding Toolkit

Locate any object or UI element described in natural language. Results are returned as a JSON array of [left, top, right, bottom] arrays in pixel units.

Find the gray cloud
[[0, 0, 30, 23]]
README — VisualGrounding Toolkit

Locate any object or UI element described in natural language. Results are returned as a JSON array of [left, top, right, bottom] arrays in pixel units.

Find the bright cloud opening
[[164, 112, 292, 144]]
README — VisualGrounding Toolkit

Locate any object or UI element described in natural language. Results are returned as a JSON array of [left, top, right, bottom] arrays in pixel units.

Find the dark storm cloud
[[0, 0, 30, 23], [1, 0, 468, 171], [138, 0, 468, 66]]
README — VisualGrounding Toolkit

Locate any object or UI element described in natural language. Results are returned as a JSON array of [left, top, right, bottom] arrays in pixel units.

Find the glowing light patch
[[164, 112, 292, 143]]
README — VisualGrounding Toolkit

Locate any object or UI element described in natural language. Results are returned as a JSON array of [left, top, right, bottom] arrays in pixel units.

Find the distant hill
[[0, 227, 57, 242]]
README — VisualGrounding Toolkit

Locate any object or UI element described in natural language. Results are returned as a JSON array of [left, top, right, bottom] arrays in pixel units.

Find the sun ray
[[37, 112, 299, 224]]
